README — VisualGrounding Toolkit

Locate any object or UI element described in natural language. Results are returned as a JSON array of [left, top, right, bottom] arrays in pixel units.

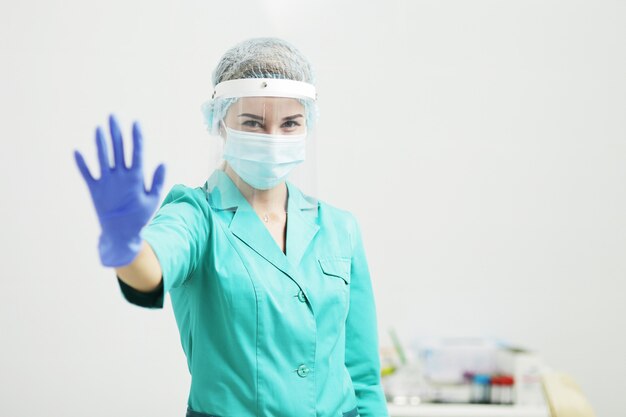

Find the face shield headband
[[212, 78, 317, 101]]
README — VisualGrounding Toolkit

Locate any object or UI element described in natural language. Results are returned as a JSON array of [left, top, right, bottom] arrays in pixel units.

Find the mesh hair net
[[201, 37, 319, 136]]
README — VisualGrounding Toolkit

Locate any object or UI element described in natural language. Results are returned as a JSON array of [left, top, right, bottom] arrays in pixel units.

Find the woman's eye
[[242, 120, 263, 128], [281, 120, 301, 128]]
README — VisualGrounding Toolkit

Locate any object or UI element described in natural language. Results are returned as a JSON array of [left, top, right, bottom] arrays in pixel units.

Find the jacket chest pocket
[[317, 257, 351, 321], [318, 257, 351, 285]]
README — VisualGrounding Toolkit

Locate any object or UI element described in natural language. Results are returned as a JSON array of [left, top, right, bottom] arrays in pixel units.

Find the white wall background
[[1, 0, 624, 415]]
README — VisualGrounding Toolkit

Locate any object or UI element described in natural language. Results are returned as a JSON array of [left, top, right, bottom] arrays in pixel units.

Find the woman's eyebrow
[[237, 113, 303, 121], [237, 113, 264, 120]]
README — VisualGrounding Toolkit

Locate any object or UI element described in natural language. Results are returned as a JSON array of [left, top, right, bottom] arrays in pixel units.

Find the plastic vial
[[490, 376, 502, 404], [500, 375, 515, 405], [470, 374, 491, 404]]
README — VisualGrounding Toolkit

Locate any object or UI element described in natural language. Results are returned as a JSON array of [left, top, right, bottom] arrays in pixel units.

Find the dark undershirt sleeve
[[117, 276, 165, 309]]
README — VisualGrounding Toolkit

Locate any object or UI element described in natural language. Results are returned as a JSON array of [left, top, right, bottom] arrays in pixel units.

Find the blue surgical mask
[[223, 126, 307, 190]]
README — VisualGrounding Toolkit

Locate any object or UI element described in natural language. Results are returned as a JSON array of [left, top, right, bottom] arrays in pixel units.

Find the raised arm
[[114, 241, 162, 292], [74, 114, 166, 292]]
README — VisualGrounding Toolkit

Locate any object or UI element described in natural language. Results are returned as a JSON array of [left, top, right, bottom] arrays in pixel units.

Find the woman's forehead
[[230, 96, 304, 114]]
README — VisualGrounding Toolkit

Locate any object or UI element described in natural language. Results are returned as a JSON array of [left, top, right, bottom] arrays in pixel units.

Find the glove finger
[[147, 163, 166, 197], [74, 150, 95, 184], [95, 126, 110, 178], [131, 121, 143, 170], [109, 113, 127, 170]]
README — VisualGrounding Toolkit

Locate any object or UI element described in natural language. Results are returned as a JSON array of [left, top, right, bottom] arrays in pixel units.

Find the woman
[[74, 37, 388, 417]]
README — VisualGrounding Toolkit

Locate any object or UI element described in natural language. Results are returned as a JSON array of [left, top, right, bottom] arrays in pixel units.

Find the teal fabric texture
[[118, 169, 388, 417]]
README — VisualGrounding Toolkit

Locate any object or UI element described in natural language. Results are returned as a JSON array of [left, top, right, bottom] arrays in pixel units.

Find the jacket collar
[[205, 169, 318, 213], [285, 180, 319, 267], [204, 170, 320, 299], [205, 169, 249, 211]]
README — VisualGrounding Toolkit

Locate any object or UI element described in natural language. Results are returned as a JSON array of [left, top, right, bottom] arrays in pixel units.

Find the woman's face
[[222, 97, 306, 136]]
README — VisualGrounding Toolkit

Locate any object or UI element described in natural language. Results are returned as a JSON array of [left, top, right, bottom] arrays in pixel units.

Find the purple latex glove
[[74, 114, 166, 267]]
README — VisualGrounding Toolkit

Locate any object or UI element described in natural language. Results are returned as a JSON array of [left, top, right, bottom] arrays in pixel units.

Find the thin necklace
[[262, 212, 287, 223]]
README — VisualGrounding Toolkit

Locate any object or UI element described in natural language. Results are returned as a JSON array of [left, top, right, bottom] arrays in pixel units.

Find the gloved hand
[[74, 114, 166, 267]]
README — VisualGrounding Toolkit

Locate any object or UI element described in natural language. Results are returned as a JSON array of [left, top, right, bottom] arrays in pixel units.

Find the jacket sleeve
[[117, 275, 164, 309], [117, 184, 210, 309], [344, 214, 389, 417]]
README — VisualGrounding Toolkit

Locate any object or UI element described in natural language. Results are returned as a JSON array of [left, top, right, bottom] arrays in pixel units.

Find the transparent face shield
[[202, 78, 319, 202]]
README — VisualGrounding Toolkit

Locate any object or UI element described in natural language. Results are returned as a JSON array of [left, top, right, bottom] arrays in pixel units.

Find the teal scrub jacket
[[117, 169, 389, 417]]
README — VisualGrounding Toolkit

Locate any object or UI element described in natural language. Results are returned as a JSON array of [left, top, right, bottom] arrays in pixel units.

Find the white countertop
[[387, 403, 551, 417]]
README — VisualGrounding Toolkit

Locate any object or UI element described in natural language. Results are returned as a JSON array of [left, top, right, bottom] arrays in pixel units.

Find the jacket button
[[297, 289, 306, 303], [296, 364, 310, 377]]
